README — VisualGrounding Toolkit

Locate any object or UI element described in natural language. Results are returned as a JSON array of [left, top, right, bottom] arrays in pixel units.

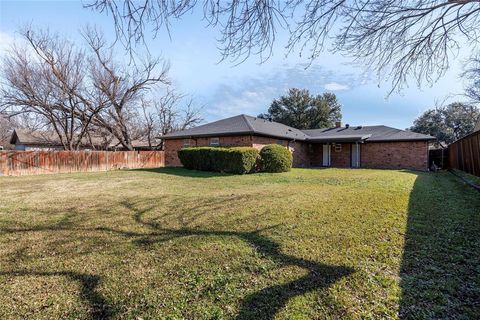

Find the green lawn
[[0, 168, 479, 319]]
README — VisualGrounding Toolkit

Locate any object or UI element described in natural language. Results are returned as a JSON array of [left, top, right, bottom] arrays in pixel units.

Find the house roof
[[162, 114, 436, 143], [302, 125, 435, 142], [9, 129, 152, 149], [10, 129, 62, 146], [161, 114, 309, 140]]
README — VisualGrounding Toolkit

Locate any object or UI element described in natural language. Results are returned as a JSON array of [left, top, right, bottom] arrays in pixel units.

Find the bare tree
[[83, 28, 170, 150], [140, 89, 203, 149], [0, 114, 15, 149], [464, 55, 480, 105], [86, 0, 480, 93], [1, 30, 108, 149], [1, 27, 170, 150]]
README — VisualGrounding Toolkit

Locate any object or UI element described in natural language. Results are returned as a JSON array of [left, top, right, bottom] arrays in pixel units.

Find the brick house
[[162, 114, 435, 170]]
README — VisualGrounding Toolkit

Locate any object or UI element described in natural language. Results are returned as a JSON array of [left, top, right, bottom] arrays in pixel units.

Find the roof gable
[[162, 115, 252, 139], [243, 115, 308, 140], [162, 114, 309, 140]]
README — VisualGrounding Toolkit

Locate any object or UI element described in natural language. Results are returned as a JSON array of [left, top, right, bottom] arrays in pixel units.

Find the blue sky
[[0, 0, 469, 129]]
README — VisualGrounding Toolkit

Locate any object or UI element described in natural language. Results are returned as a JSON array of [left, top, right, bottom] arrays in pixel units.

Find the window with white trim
[[277, 139, 284, 146], [183, 139, 191, 147], [209, 137, 220, 146], [334, 143, 342, 152]]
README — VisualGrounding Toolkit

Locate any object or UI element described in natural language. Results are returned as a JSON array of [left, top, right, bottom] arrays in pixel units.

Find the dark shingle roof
[[162, 115, 435, 142], [302, 125, 435, 142], [162, 114, 308, 140]]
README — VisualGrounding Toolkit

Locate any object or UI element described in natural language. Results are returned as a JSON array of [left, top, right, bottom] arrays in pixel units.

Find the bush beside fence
[[0, 150, 164, 177]]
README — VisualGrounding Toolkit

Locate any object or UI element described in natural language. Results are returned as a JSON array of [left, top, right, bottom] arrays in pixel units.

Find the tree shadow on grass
[[123, 200, 355, 320], [1, 197, 354, 319], [400, 172, 480, 319], [0, 270, 114, 319]]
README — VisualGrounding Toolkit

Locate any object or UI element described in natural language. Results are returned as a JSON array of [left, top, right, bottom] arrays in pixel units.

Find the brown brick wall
[[331, 143, 351, 168], [309, 144, 323, 167], [252, 136, 288, 150], [195, 136, 253, 147], [164, 138, 185, 166], [361, 141, 428, 171], [164, 136, 255, 166], [165, 136, 429, 170], [291, 141, 310, 167], [252, 136, 309, 168], [165, 135, 309, 168]]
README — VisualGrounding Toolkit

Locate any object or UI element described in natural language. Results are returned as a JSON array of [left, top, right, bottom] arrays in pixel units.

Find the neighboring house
[[9, 129, 153, 151], [162, 114, 436, 170], [10, 129, 64, 151]]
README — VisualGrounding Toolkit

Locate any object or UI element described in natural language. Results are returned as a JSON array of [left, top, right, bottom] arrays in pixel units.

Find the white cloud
[[0, 31, 15, 53], [324, 82, 350, 91], [204, 63, 361, 121], [208, 86, 277, 119]]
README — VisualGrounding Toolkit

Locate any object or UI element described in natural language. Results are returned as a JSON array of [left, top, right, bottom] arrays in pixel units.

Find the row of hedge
[[178, 147, 259, 174], [177, 144, 293, 174]]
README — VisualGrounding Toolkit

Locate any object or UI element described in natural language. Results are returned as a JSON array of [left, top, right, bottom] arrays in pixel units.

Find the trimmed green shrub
[[260, 144, 293, 172], [177, 147, 259, 174]]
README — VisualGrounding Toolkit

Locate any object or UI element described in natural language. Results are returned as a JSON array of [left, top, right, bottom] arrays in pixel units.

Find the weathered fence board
[[0, 151, 164, 176], [449, 131, 480, 177]]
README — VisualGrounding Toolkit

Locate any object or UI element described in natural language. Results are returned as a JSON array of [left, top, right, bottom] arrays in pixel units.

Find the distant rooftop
[[162, 114, 435, 142], [10, 129, 152, 148]]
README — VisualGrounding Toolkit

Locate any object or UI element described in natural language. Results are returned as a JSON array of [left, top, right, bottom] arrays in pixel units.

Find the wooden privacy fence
[[0, 150, 164, 176], [449, 130, 480, 177]]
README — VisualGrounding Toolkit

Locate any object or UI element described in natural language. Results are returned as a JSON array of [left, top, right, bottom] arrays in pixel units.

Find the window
[[183, 139, 191, 147], [334, 143, 342, 152], [277, 140, 284, 146], [209, 137, 220, 146]]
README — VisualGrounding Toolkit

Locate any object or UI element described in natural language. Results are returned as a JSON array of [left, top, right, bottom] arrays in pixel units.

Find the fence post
[[0, 152, 5, 176]]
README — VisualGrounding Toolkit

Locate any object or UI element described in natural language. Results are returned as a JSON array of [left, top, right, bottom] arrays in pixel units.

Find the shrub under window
[[178, 147, 259, 174], [260, 144, 293, 173]]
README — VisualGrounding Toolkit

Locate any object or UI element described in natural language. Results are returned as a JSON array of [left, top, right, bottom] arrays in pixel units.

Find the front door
[[322, 144, 331, 167], [351, 143, 360, 168]]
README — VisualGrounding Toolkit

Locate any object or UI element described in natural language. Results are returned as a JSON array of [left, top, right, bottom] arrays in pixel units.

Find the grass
[[451, 168, 480, 186], [0, 168, 479, 319]]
